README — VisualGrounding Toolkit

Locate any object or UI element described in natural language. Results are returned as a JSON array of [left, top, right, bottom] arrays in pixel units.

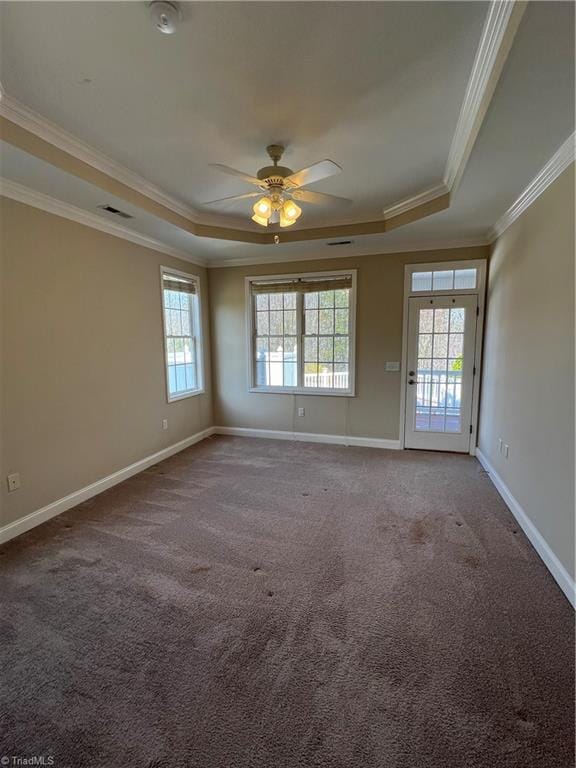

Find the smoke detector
[[149, 1, 181, 34]]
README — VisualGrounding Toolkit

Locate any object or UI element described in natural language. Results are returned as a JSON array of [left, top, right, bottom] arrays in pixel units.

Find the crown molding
[[382, 2, 527, 224], [0, 91, 202, 223], [210, 236, 490, 269], [444, 0, 527, 193], [382, 183, 449, 220], [0, 93, 446, 244], [0, 1, 527, 248], [491, 133, 575, 240], [0, 177, 207, 267], [0, 175, 491, 269]]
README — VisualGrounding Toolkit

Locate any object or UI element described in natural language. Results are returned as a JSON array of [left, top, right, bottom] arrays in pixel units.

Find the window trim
[[406, 259, 486, 297], [160, 265, 205, 403], [245, 269, 357, 397]]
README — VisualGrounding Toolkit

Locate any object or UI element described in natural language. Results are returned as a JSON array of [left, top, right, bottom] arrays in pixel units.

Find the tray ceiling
[[0, 1, 574, 264], [0, 1, 487, 226]]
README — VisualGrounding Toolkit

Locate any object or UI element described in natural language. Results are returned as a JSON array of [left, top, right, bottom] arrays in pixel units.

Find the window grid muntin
[[254, 291, 298, 388], [250, 279, 353, 394], [162, 274, 200, 399], [303, 289, 350, 390]]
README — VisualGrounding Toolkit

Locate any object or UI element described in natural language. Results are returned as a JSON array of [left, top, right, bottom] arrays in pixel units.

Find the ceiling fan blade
[[202, 191, 262, 205], [285, 159, 342, 189], [290, 188, 351, 206], [209, 164, 266, 187]]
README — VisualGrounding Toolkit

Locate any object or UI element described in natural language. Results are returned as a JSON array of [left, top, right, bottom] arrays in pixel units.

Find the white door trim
[[404, 294, 477, 452], [398, 259, 486, 454]]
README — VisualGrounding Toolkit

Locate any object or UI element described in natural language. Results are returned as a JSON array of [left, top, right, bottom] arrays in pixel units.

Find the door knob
[[408, 379, 416, 385]]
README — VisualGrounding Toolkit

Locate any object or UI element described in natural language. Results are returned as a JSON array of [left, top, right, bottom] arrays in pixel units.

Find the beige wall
[[478, 165, 575, 579], [3, 168, 573, 588], [208, 246, 488, 440], [0, 198, 212, 526]]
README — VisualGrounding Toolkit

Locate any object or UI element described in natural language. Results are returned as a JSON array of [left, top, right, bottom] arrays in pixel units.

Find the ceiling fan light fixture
[[279, 212, 297, 227], [251, 213, 269, 227], [253, 197, 272, 219], [210, 147, 346, 228], [282, 200, 302, 221]]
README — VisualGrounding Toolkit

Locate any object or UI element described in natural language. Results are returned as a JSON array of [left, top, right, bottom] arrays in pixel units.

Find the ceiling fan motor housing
[[257, 144, 293, 185], [257, 167, 293, 184]]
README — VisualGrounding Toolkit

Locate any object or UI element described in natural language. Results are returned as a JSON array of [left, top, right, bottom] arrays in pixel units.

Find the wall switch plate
[[297, 407, 305, 417], [385, 361, 400, 372], [162, 419, 168, 430], [7, 473, 21, 492]]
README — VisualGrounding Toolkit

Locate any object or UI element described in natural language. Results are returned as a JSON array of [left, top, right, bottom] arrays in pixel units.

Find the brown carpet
[[0, 436, 573, 768]]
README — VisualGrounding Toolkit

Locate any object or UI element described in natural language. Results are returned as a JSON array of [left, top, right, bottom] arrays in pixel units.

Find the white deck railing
[[416, 370, 462, 410], [304, 371, 348, 389]]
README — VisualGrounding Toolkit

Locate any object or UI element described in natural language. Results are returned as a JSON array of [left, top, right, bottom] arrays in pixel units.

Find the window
[[161, 268, 203, 401], [411, 267, 477, 293], [247, 270, 356, 395]]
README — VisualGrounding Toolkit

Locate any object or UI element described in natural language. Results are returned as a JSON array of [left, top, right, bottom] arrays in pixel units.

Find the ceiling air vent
[[98, 204, 133, 220], [327, 240, 353, 247]]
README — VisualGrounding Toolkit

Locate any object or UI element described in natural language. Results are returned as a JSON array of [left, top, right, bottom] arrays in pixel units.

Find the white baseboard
[[476, 448, 575, 608], [0, 427, 216, 546], [214, 426, 400, 451]]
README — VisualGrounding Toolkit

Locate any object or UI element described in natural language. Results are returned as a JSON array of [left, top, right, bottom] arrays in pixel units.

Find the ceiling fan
[[204, 145, 351, 227]]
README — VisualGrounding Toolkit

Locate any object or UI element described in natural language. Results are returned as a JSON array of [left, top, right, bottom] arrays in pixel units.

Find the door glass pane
[[419, 309, 433, 332], [414, 305, 466, 433], [449, 307, 465, 332], [418, 334, 432, 357], [433, 334, 448, 357], [433, 309, 449, 333]]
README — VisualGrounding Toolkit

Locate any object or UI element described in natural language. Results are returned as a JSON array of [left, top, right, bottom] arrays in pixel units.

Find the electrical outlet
[[162, 419, 168, 430], [297, 407, 305, 417], [504, 444, 510, 458], [7, 473, 21, 492]]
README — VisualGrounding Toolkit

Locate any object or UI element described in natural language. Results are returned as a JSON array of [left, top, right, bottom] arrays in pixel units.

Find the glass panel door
[[405, 295, 477, 452], [415, 305, 465, 433]]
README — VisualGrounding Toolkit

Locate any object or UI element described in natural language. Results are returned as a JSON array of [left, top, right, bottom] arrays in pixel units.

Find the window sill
[[167, 388, 205, 403], [249, 386, 355, 398]]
